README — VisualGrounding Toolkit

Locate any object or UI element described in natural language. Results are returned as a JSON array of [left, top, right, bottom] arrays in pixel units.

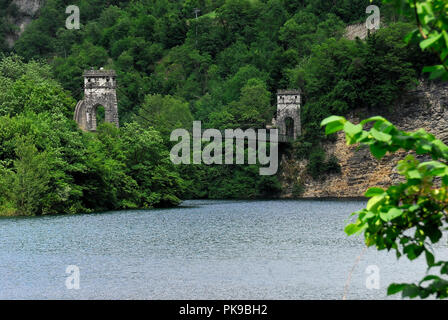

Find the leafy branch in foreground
[[321, 0, 448, 299], [321, 115, 448, 298], [382, 0, 448, 80]]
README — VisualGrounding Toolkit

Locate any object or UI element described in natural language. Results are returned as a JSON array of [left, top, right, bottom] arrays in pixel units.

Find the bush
[[325, 154, 341, 174], [292, 180, 304, 197], [307, 148, 326, 180], [307, 148, 341, 180]]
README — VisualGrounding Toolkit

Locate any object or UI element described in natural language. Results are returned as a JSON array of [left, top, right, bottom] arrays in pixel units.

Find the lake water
[[0, 199, 444, 299]]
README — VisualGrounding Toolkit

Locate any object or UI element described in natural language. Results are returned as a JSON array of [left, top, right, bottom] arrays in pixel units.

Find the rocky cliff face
[[279, 80, 448, 198], [6, 0, 44, 47], [344, 21, 381, 40], [344, 22, 370, 40]]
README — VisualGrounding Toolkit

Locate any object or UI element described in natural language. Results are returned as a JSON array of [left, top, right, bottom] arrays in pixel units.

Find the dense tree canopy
[[0, 56, 185, 216]]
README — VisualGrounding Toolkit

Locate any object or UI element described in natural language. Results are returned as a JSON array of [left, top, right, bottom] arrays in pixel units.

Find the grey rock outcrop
[[6, 0, 45, 47]]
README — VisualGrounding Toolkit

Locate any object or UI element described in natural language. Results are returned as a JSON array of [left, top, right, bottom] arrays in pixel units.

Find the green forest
[[0, 0, 437, 216]]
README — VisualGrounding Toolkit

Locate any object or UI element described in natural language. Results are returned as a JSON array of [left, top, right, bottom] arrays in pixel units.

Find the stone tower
[[274, 89, 301, 141], [74, 69, 119, 131]]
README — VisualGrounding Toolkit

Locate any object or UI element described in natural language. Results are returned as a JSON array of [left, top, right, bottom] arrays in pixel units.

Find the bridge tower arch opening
[[74, 69, 119, 132], [284, 117, 294, 138]]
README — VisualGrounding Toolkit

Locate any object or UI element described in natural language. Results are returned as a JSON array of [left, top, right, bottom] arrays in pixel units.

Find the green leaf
[[361, 211, 375, 221], [344, 223, 366, 236], [418, 161, 447, 176], [433, 139, 448, 154], [403, 29, 419, 44], [427, 228, 442, 243], [357, 131, 370, 143], [380, 207, 403, 221], [370, 128, 392, 142], [441, 49, 448, 62], [419, 275, 441, 285], [344, 121, 362, 137], [425, 250, 435, 267], [407, 169, 422, 180], [422, 65, 447, 80], [420, 33, 442, 50], [415, 142, 432, 154], [360, 116, 386, 125], [402, 285, 420, 298], [418, 161, 446, 169], [404, 244, 424, 260], [441, 263, 448, 274], [443, 30, 448, 48], [344, 223, 357, 236], [321, 116, 345, 127], [366, 194, 385, 212], [370, 143, 387, 159], [365, 187, 385, 197], [325, 121, 344, 135], [387, 283, 406, 295]]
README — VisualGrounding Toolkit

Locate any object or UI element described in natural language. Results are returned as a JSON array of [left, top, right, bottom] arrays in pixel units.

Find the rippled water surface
[[0, 199, 444, 299]]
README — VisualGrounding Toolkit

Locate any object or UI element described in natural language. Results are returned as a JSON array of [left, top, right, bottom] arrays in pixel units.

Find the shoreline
[[0, 197, 367, 218]]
